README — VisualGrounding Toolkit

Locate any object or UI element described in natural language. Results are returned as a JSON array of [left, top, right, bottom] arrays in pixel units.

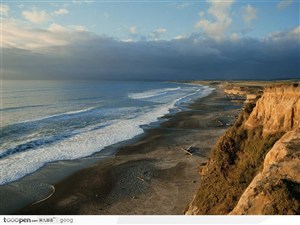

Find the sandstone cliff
[[224, 87, 248, 96], [185, 83, 300, 215], [230, 128, 300, 214], [245, 84, 300, 136]]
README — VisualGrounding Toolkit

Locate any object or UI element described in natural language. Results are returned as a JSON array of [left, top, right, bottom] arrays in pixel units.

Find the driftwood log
[[136, 176, 145, 182], [181, 147, 193, 156]]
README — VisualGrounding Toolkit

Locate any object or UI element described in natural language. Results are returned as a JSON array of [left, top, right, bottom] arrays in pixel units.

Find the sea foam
[[0, 85, 213, 185], [128, 87, 181, 100]]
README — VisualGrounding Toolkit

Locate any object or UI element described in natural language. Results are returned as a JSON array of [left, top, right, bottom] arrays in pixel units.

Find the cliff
[[185, 83, 300, 215], [230, 128, 300, 214], [224, 86, 248, 96], [245, 84, 300, 136]]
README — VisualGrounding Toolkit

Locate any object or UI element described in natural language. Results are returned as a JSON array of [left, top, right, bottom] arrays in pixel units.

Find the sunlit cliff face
[[245, 84, 300, 136]]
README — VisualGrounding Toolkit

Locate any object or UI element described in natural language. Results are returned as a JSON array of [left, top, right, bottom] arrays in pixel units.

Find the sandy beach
[[16, 85, 243, 215]]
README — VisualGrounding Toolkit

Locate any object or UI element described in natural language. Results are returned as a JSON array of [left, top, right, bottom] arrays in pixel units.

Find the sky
[[1, 0, 300, 80]]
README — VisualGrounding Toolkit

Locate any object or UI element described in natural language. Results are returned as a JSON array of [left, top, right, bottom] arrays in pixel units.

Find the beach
[[15, 85, 243, 215]]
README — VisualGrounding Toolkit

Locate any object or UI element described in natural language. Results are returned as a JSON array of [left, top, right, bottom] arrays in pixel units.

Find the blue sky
[[1, 0, 299, 80], [3, 0, 299, 40]]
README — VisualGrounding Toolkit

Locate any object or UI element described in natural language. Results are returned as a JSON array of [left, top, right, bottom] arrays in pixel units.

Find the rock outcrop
[[245, 84, 300, 136], [245, 94, 259, 104], [185, 83, 300, 215], [230, 129, 300, 214], [224, 87, 248, 96]]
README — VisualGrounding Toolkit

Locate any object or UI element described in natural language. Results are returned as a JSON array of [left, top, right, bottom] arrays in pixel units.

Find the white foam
[[21, 107, 97, 124], [0, 86, 214, 185], [128, 87, 181, 99]]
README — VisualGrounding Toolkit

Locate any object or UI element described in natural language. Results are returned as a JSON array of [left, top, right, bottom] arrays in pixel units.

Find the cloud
[[129, 26, 137, 34], [1, 19, 91, 50], [0, 4, 9, 17], [2, 19, 67, 49], [48, 23, 67, 32], [266, 26, 300, 42], [242, 4, 257, 23], [277, 0, 294, 10], [2, 23, 299, 81], [122, 38, 134, 43], [22, 8, 49, 24], [150, 28, 167, 40], [70, 25, 87, 32], [195, 0, 235, 40], [173, 35, 185, 40], [54, 8, 69, 15], [230, 32, 239, 41]]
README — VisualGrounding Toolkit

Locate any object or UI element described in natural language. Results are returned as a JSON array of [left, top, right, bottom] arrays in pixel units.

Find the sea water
[[0, 80, 213, 185]]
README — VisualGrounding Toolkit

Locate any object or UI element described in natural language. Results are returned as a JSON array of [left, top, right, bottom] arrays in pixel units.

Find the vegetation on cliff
[[185, 83, 300, 215], [230, 128, 300, 214]]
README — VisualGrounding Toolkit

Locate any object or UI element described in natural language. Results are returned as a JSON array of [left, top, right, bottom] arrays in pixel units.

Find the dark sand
[[16, 86, 243, 215]]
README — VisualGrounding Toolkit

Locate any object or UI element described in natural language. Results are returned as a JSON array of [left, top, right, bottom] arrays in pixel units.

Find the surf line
[[31, 185, 55, 205]]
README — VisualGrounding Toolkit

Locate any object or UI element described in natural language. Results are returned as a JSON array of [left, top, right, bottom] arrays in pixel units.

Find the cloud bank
[[2, 19, 299, 81]]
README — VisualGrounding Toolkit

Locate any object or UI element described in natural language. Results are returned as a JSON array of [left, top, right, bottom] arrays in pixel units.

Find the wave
[[68, 96, 102, 101], [0, 134, 72, 160], [0, 105, 47, 112], [128, 87, 181, 100], [0, 106, 138, 149], [0, 120, 113, 160], [21, 107, 97, 124], [0, 85, 214, 185]]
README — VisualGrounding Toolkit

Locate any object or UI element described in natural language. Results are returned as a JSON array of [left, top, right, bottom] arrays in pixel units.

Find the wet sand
[[16, 86, 243, 215]]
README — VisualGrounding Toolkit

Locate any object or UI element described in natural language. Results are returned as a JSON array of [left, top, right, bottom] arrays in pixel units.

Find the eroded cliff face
[[230, 128, 300, 214], [185, 83, 300, 215], [245, 84, 300, 136]]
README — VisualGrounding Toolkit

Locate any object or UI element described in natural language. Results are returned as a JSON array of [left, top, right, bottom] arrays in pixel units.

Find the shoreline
[[14, 85, 244, 215], [1, 82, 207, 214]]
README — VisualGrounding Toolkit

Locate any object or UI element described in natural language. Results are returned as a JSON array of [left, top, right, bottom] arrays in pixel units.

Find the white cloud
[[0, 4, 9, 17], [49, 23, 87, 33], [129, 26, 137, 34], [195, 0, 235, 41], [277, 0, 294, 10], [155, 28, 167, 34], [48, 23, 67, 32], [267, 26, 300, 42], [173, 35, 185, 40], [150, 28, 167, 40], [71, 25, 87, 32], [122, 38, 134, 43], [2, 19, 90, 51], [22, 8, 49, 24], [54, 8, 69, 15], [242, 4, 257, 23], [230, 32, 239, 41], [2, 19, 67, 50]]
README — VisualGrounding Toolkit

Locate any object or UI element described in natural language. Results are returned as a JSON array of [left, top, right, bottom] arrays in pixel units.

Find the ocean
[[0, 80, 213, 185]]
